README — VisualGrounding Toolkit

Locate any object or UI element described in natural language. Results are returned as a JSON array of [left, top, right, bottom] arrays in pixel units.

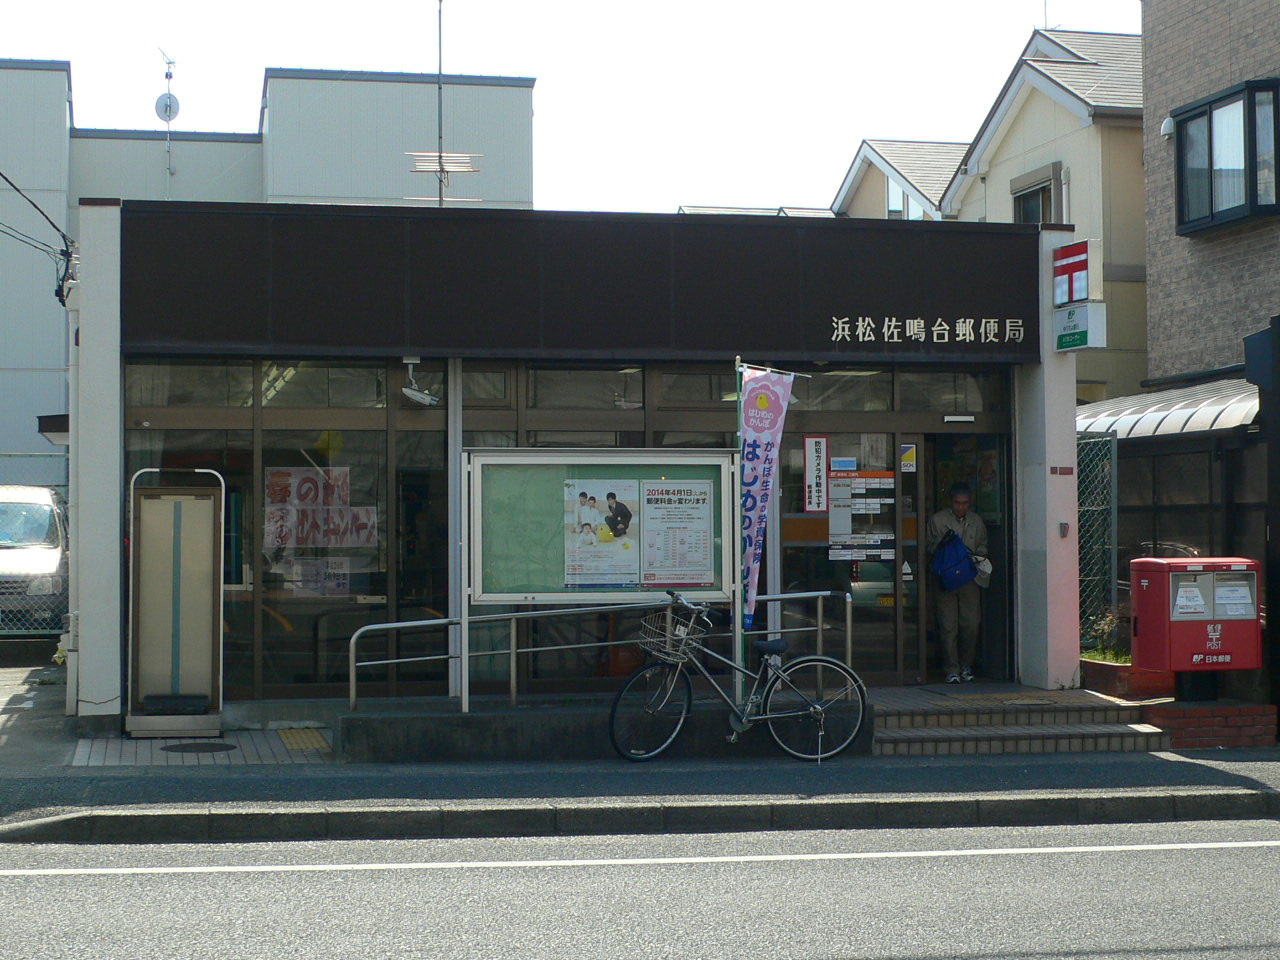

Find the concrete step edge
[[874, 726, 1172, 756], [876, 721, 1161, 741], [876, 707, 1142, 729], [0, 786, 1267, 845]]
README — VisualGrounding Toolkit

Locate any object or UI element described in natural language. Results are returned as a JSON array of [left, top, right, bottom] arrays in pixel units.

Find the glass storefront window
[[528, 368, 643, 409], [655, 432, 735, 447], [897, 371, 1007, 412], [462, 370, 509, 403], [779, 432, 890, 514], [261, 362, 386, 408], [262, 430, 387, 687], [779, 433, 896, 673], [120, 357, 1019, 696], [792, 370, 892, 411], [658, 373, 737, 406], [463, 431, 518, 447], [395, 431, 449, 685], [527, 432, 645, 447], [125, 362, 253, 407]]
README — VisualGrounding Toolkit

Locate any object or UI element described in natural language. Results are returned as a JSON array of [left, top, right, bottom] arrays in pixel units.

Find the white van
[[0, 486, 69, 636]]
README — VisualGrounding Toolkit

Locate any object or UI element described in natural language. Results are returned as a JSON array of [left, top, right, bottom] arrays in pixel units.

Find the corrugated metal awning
[[1075, 378, 1259, 439]]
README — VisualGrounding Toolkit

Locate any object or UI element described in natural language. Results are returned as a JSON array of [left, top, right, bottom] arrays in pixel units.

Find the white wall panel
[[0, 64, 71, 482], [69, 137, 262, 215], [264, 77, 532, 206], [0, 65, 70, 190]]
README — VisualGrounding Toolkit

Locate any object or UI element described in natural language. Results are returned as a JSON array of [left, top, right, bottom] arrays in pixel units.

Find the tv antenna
[[155, 49, 180, 199], [405, 0, 482, 205]]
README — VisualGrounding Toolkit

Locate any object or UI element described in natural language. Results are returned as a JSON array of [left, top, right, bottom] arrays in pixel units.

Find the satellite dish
[[155, 93, 180, 123]]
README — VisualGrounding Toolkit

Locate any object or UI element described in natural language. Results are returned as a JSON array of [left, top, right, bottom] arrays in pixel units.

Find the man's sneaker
[[946, 673, 961, 684], [961, 668, 974, 682]]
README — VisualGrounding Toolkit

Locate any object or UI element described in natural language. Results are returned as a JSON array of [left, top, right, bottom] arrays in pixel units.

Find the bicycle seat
[[752, 637, 787, 656]]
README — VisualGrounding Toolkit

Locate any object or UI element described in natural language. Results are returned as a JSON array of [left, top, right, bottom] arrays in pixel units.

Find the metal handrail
[[347, 590, 853, 710]]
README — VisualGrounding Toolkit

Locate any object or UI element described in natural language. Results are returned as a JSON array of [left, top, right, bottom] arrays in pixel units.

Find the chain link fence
[[0, 452, 68, 637], [1077, 432, 1117, 652]]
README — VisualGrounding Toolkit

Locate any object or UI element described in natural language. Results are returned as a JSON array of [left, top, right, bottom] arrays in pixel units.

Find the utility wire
[[0, 166, 71, 248], [0, 164, 77, 305], [0, 223, 60, 261], [0, 218, 60, 255]]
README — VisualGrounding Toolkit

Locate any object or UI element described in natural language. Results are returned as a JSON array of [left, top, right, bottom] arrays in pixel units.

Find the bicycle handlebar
[[665, 589, 713, 616]]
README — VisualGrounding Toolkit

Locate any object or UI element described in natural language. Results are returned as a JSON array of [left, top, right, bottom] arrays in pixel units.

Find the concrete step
[[877, 702, 1143, 730], [874, 721, 1172, 756]]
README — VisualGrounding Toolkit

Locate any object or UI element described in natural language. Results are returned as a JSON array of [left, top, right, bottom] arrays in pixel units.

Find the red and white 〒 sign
[[1052, 239, 1100, 307]]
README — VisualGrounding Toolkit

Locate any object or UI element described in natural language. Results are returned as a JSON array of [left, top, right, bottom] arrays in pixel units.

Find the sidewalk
[[3, 662, 1280, 844]]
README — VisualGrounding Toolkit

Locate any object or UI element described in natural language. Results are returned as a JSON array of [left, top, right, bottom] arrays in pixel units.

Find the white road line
[[2, 838, 1280, 878]]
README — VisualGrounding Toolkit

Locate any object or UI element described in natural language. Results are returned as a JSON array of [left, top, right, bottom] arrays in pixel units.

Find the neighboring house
[[831, 139, 968, 221], [942, 29, 1146, 402], [0, 60, 534, 489], [833, 32, 1146, 402]]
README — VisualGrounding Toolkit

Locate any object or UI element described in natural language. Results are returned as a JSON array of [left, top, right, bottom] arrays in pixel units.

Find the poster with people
[[563, 480, 640, 587]]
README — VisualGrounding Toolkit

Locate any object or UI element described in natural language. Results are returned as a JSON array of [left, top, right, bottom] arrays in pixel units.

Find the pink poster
[[262, 467, 377, 553], [739, 366, 794, 628]]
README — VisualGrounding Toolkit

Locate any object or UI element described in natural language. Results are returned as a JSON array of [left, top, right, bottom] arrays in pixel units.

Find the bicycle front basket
[[637, 609, 705, 663]]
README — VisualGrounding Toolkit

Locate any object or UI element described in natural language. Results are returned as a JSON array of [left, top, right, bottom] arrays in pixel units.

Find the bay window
[[1175, 79, 1280, 233]]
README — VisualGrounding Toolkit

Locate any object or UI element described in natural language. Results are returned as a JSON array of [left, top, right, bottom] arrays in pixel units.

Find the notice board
[[468, 449, 735, 604]]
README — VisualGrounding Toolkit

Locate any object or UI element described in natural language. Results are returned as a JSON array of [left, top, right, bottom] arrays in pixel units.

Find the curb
[[1, 787, 1276, 844]]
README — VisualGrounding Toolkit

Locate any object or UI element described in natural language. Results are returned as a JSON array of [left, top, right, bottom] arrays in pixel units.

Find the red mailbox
[[1130, 558, 1262, 672]]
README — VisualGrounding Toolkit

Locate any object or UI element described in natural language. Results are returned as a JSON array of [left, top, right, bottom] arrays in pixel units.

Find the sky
[[7, 0, 1142, 214]]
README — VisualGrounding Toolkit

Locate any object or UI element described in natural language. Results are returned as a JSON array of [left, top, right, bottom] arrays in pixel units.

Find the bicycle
[[608, 591, 867, 762]]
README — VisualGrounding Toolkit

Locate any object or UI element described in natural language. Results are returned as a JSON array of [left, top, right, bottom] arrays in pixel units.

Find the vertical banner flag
[[739, 364, 794, 628]]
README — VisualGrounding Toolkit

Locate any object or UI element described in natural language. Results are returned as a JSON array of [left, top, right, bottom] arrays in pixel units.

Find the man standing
[[603, 492, 632, 538], [926, 481, 990, 683]]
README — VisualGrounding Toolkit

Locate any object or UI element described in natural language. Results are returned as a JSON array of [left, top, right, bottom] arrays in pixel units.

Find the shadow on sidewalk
[[2, 660, 1280, 824]]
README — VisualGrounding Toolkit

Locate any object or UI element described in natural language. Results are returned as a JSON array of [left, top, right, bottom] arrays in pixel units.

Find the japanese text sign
[[804, 436, 828, 513], [740, 366, 794, 628]]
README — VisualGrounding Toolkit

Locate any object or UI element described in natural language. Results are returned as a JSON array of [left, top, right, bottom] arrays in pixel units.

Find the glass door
[[923, 434, 1011, 682], [779, 433, 901, 682]]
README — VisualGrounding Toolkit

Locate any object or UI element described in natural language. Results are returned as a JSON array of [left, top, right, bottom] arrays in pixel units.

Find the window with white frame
[[1174, 79, 1279, 233], [886, 181, 926, 220], [1010, 162, 1062, 224]]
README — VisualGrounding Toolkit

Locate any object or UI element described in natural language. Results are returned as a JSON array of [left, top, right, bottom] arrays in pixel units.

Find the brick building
[[1144, 0, 1280, 378]]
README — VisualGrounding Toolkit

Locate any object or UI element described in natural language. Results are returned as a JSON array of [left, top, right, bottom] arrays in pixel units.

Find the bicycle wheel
[[763, 656, 865, 761], [609, 661, 692, 761]]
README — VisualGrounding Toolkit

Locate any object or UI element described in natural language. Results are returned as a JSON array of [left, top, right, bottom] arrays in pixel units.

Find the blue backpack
[[932, 529, 976, 591]]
